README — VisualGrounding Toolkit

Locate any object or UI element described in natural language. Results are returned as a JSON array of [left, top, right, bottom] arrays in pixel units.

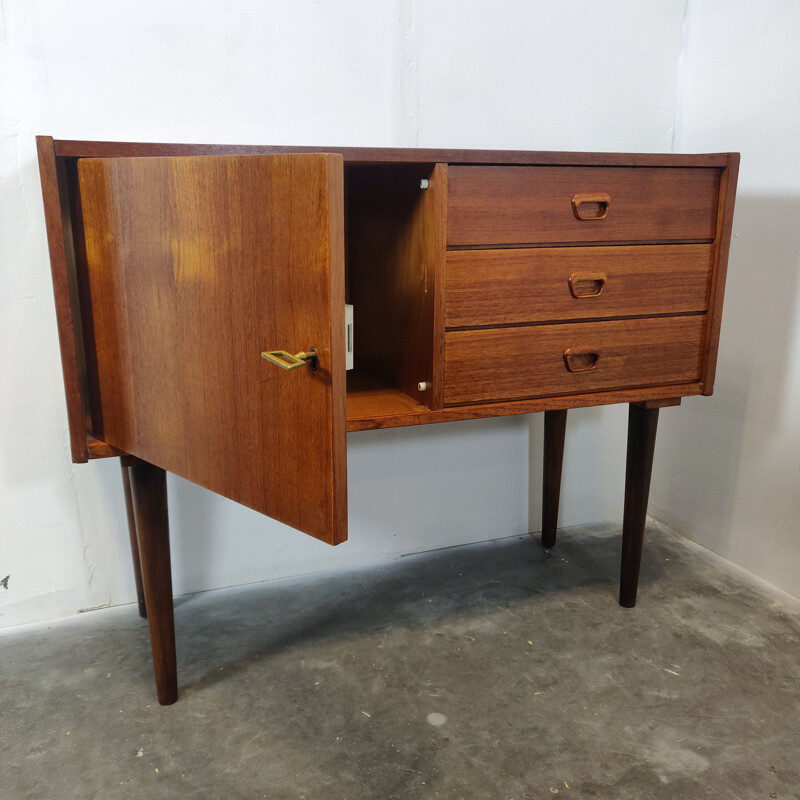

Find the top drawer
[[447, 166, 720, 247]]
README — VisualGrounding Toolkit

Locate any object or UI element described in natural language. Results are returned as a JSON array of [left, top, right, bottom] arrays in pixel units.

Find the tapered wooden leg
[[121, 463, 147, 619], [619, 405, 659, 608], [542, 409, 568, 549], [129, 462, 177, 705]]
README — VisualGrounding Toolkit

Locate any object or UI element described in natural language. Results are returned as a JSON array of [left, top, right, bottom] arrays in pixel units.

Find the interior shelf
[[346, 373, 428, 424]]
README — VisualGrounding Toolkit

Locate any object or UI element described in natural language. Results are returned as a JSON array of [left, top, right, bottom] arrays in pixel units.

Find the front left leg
[[129, 461, 177, 705]]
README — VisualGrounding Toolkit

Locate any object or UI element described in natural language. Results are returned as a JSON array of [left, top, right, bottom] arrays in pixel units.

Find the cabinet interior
[[344, 163, 444, 422]]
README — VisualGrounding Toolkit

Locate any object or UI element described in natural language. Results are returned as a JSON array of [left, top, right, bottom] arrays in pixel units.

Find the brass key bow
[[261, 349, 317, 371]]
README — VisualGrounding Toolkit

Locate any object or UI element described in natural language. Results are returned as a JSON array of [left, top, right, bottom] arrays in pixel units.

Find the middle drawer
[[445, 243, 713, 328]]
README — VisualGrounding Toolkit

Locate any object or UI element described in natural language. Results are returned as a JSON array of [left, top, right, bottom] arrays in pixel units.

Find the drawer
[[444, 316, 705, 405], [445, 243, 713, 328], [447, 166, 720, 247]]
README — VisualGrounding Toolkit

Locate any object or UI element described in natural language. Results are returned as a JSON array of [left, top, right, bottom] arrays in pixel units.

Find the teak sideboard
[[36, 137, 739, 705]]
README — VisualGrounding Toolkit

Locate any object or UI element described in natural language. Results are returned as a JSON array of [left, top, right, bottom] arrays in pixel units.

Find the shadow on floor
[[176, 523, 640, 694]]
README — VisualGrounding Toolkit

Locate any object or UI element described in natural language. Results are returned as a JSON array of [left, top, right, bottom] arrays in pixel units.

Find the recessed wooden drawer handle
[[261, 348, 318, 371], [568, 272, 607, 298], [571, 192, 611, 221], [563, 347, 600, 372]]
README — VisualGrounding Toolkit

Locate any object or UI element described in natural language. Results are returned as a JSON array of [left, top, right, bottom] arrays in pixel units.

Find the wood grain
[[346, 373, 429, 419], [444, 316, 706, 405], [447, 166, 720, 246], [77, 154, 347, 544], [445, 244, 714, 327]]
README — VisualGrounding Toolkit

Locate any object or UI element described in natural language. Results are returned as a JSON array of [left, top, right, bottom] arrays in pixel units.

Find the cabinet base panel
[[346, 384, 699, 432]]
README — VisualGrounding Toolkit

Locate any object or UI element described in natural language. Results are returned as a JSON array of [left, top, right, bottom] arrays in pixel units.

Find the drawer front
[[445, 243, 713, 328], [444, 316, 705, 405], [447, 166, 720, 246]]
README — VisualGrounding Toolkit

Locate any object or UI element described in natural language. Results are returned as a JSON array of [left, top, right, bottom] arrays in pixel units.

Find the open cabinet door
[[77, 154, 347, 544]]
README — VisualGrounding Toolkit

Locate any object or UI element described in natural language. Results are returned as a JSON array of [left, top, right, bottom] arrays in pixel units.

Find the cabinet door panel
[[78, 154, 347, 544]]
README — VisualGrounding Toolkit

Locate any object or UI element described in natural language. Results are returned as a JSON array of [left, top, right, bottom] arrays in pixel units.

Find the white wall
[[1, 1, 693, 627], [649, 0, 800, 598]]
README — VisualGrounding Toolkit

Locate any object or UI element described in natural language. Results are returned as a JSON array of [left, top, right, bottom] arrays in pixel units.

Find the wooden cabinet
[[37, 138, 739, 704]]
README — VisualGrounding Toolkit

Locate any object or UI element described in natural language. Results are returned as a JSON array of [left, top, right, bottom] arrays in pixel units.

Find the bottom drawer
[[444, 316, 705, 405]]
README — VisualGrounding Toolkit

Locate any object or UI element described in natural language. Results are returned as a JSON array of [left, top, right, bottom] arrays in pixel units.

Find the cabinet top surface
[[43, 137, 737, 168]]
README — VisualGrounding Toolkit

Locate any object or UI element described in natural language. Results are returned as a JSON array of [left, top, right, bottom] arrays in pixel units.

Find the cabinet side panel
[[36, 136, 90, 462], [429, 164, 447, 409], [701, 153, 740, 394]]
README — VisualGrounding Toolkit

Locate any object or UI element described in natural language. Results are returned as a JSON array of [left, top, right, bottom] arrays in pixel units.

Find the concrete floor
[[2, 523, 800, 800]]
